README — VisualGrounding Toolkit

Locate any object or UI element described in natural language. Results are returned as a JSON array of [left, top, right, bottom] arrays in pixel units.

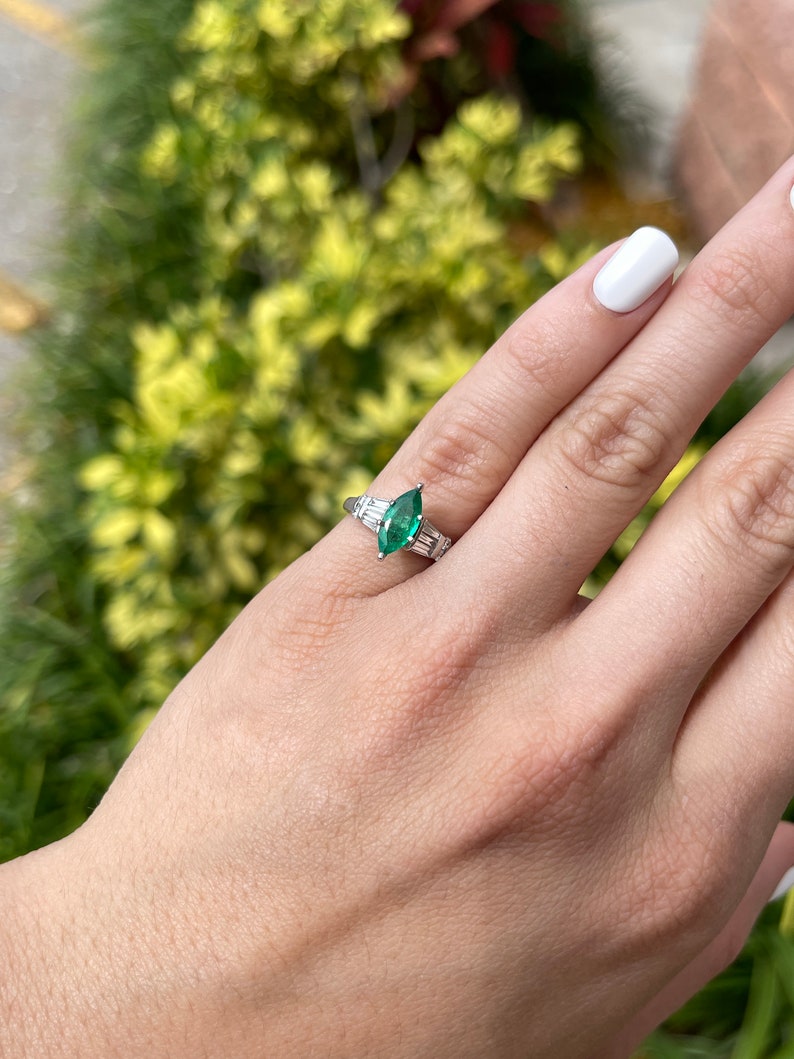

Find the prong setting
[[344, 484, 450, 562]]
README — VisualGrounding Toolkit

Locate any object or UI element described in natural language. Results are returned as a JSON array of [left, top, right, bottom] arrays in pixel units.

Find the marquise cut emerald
[[377, 488, 422, 557]]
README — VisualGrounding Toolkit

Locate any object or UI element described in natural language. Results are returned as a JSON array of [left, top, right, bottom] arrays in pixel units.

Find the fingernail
[[789, 183, 794, 212], [769, 865, 794, 903], [593, 227, 679, 313]]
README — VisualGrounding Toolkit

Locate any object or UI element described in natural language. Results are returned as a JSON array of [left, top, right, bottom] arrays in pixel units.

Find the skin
[[4, 158, 794, 1058]]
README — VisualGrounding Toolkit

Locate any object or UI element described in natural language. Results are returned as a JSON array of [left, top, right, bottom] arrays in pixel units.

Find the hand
[[5, 161, 794, 1059]]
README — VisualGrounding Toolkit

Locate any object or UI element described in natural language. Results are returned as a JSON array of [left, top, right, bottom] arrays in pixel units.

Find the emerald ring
[[343, 483, 452, 562]]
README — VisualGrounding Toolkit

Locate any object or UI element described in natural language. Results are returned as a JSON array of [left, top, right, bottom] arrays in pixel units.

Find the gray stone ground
[[589, 0, 712, 184], [0, 0, 86, 389], [589, 0, 794, 372]]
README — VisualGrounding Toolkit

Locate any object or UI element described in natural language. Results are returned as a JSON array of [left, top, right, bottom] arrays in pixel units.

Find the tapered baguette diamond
[[377, 488, 423, 557]]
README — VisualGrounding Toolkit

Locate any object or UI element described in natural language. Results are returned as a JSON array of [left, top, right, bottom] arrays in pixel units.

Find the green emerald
[[377, 488, 422, 556]]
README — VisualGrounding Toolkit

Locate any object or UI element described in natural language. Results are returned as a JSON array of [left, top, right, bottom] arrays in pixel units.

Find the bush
[[0, 0, 199, 861], [1, 0, 588, 859]]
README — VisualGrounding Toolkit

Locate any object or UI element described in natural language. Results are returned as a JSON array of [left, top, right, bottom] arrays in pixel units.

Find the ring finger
[[327, 232, 677, 593]]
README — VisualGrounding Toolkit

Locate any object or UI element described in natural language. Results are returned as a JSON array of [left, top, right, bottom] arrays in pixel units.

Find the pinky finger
[[674, 566, 794, 819], [606, 822, 794, 1059]]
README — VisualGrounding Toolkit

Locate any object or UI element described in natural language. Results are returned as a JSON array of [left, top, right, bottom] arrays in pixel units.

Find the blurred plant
[[0, 0, 197, 862], [398, 0, 637, 167], [80, 0, 583, 715], [1, 0, 586, 860], [640, 921, 794, 1058]]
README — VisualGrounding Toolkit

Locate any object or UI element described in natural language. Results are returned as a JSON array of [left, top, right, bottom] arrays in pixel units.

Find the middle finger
[[453, 156, 794, 632]]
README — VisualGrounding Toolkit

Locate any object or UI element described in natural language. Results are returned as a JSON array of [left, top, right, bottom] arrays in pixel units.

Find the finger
[[574, 361, 794, 750], [673, 554, 794, 812], [323, 233, 677, 594], [607, 822, 794, 1058], [458, 155, 794, 628]]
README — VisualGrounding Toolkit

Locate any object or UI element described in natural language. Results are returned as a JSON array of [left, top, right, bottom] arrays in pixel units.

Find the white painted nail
[[769, 865, 794, 903], [789, 183, 794, 212], [593, 226, 679, 313]]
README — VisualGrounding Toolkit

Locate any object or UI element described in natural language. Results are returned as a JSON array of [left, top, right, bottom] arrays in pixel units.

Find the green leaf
[[733, 950, 780, 1059]]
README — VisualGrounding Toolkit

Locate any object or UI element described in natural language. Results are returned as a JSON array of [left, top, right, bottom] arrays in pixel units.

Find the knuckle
[[342, 602, 491, 774], [700, 447, 794, 572], [500, 314, 573, 401], [623, 780, 745, 952], [253, 557, 357, 663], [552, 386, 672, 492], [470, 705, 634, 843], [461, 723, 575, 845], [626, 827, 729, 950], [359, 601, 484, 741], [689, 244, 784, 329], [417, 411, 511, 495], [394, 597, 488, 715]]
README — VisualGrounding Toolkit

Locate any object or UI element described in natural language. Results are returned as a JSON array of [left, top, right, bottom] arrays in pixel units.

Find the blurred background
[[2, 1, 794, 1054]]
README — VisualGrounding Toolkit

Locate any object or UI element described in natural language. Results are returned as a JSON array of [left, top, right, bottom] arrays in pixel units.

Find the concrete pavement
[[0, 0, 83, 387], [588, 0, 712, 184]]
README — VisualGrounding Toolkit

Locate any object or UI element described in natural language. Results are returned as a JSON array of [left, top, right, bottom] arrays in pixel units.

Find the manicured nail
[[769, 866, 794, 903], [789, 183, 794, 212], [593, 226, 679, 313]]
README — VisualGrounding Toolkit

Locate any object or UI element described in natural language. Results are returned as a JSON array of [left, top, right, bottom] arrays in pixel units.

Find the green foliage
[[0, 0, 198, 861], [1, 0, 583, 858], [79, 1, 581, 713]]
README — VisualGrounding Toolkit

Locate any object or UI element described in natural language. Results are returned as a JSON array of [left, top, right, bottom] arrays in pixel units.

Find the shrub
[[1, 0, 587, 859], [0, 0, 198, 861]]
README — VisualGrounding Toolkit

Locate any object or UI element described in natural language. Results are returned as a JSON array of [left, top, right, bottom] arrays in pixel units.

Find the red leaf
[[400, 0, 501, 34], [485, 21, 517, 77], [508, 2, 562, 39], [435, 0, 503, 32]]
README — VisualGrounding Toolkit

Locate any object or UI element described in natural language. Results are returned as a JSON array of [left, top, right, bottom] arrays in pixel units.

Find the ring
[[343, 483, 452, 562]]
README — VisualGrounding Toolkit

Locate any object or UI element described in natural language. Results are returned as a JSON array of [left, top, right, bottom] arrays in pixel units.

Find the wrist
[[1, 840, 74, 1056], [0, 833, 128, 1058], [0, 825, 288, 1059]]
